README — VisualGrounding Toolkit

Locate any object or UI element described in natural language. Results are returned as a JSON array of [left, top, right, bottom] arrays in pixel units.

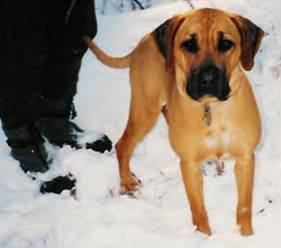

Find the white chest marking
[[203, 137, 216, 149], [221, 131, 231, 148], [203, 130, 231, 150]]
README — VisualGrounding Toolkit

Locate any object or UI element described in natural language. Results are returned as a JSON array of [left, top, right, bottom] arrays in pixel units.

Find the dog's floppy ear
[[153, 15, 185, 71], [166, 15, 185, 71], [231, 15, 264, 71]]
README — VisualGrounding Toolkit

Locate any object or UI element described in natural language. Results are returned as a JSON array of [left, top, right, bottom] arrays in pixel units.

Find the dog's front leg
[[180, 160, 211, 235], [235, 153, 255, 235]]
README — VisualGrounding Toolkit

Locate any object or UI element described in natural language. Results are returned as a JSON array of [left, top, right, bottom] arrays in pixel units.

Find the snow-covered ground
[[1, 1, 281, 247]]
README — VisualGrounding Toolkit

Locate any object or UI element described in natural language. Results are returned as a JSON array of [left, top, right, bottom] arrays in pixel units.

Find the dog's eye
[[181, 37, 199, 53], [218, 39, 234, 52]]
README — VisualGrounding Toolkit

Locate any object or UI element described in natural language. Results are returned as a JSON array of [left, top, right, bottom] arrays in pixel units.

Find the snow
[[95, 0, 182, 14], [1, 1, 281, 247]]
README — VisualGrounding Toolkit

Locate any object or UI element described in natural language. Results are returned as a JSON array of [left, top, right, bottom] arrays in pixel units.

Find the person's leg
[[0, 0, 49, 173], [35, 50, 112, 153], [35, 0, 112, 153]]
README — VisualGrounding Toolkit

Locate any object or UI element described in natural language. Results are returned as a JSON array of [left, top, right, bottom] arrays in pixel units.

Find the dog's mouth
[[186, 64, 230, 101]]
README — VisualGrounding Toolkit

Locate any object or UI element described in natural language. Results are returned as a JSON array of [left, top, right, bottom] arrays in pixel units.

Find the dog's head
[[155, 8, 264, 101]]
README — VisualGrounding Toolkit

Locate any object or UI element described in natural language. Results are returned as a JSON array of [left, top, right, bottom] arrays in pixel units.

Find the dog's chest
[[202, 127, 231, 152], [199, 104, 235, 158]]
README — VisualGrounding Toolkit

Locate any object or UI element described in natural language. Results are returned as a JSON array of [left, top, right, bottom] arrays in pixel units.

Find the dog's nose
[[187, 63, 230, 101], [199, 66, 217, 87]]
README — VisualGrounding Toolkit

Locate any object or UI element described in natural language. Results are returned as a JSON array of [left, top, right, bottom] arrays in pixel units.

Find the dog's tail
[[83, 36, 131, 69]]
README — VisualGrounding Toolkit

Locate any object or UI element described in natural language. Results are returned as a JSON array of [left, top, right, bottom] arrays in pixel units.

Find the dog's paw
[[239, 224, 253, 236], [120, 173, 142, 195], [193, 215, 212, 236], [196, 223, 212, 236]]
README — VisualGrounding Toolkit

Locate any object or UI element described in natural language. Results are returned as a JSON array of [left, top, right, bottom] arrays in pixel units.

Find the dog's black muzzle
[[186, 64, 230, 101]]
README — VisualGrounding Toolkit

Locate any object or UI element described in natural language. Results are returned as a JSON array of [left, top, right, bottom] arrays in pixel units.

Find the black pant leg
[[0, 0, 48, 129], [37, 0, 98, 118]]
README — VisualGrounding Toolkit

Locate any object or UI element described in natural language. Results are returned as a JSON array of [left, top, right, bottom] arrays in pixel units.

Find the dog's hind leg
[[115, 99, 161, 194], [115, 36, 167, 194]]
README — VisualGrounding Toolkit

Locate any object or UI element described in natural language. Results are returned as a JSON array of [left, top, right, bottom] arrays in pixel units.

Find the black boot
[[36, 116, 112, 153], [40, 174, 76, 194], [35, 99, 112, 153], [3, 124, 49, 173]]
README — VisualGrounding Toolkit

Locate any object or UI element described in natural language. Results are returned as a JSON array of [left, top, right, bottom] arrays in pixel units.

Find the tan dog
[[84, 8, 264, 236]]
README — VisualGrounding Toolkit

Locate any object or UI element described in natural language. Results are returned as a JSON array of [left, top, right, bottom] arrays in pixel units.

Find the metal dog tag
[[203, 103, 212, 126]]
